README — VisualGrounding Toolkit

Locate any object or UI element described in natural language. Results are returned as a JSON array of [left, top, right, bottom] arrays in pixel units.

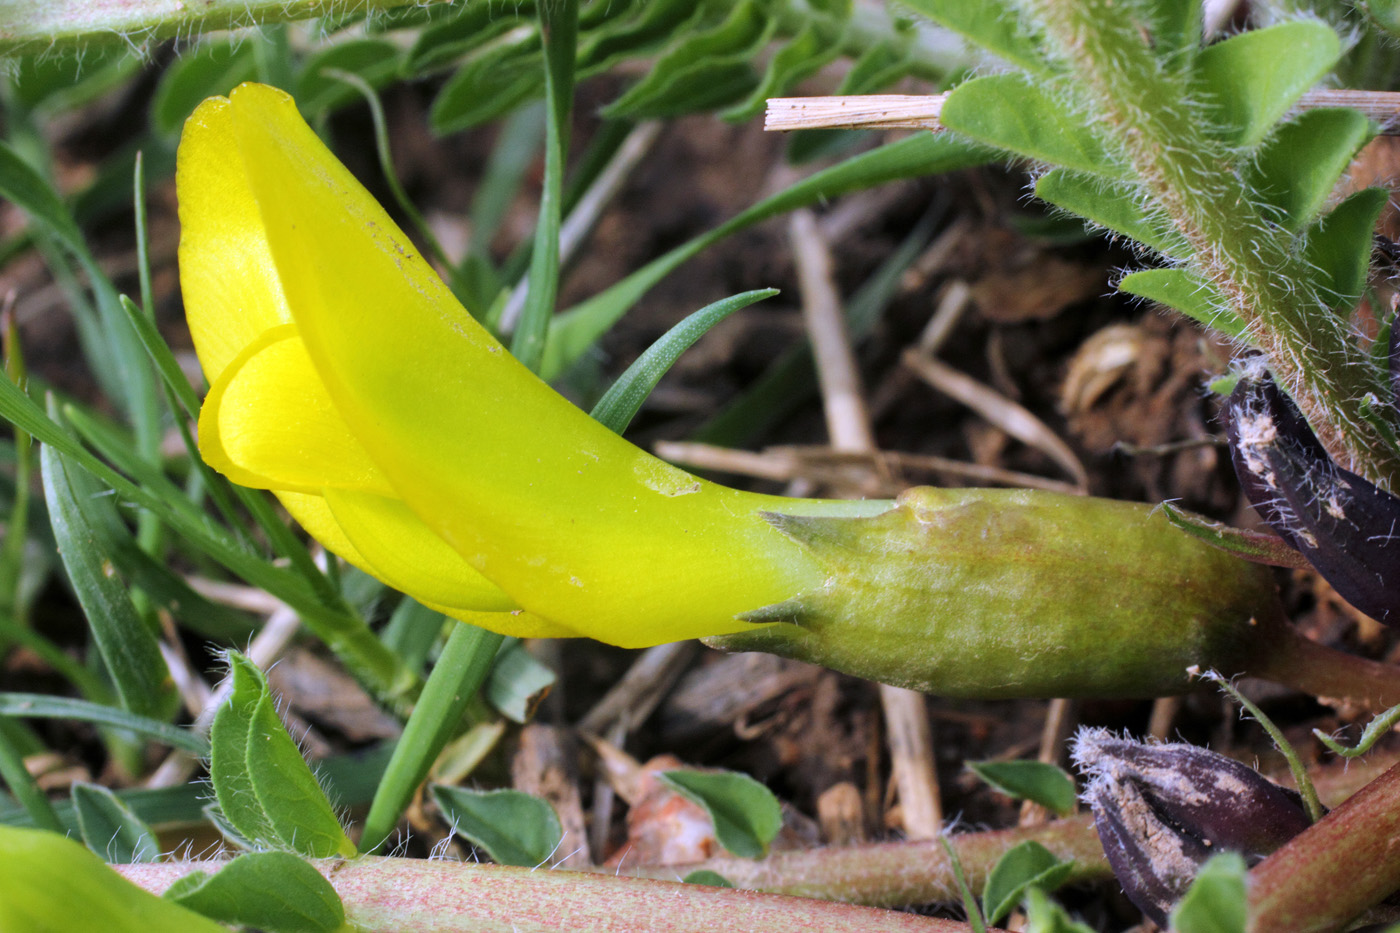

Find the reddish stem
[[1249, 762, 1400, 931]]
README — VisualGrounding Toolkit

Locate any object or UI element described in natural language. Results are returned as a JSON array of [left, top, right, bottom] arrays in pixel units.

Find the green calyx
[[708, 487, 1281, 699]]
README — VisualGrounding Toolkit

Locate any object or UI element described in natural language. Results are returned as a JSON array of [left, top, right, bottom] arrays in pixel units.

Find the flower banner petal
[[177, 96, 293, 383]]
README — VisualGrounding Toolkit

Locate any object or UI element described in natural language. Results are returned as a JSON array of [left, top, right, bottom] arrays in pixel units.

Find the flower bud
[[1072, 728, 1312, 926], [1226, 374, 1400, 624]]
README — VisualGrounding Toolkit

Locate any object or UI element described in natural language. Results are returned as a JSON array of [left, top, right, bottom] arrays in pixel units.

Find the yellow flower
[[179, 84, 1284, 697], [178, 83, 854, 647]]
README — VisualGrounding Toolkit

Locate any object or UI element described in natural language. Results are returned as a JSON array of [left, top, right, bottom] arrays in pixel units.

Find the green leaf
[[1170, 852, 1248, 933], [1160, 503, 1311, 570], [602, 0, 772, 119], [0, 142, 83, 251], [0, 692, 201, 754], [720, 21, 845, 122], [683, 870, 735, 887], [432, 786, 564, 867], [896, 0, 1050, 74], [165, 851, 347, 933], [578, 0, 701, 73], [1248, 108, 1373, 231], [1193, 21, 1341, 147], [150, 41, 259, 137], [407, 0, 538, 71], [208, 654, 279, 848], [296, 39, 402, 117], [1303, 187, 1386, 307], [210, 654, 356, 858], [1117, 268, 1246, 338], [940, 74, 1127, 178], [1035, 169, 1188, 258], [1023, 886, 1096, 933], [543, 131, 992, 378], [245, 683, 357, 858], [429, 43, 545, 135], [40, 428, 172, 720], [590, 289, 777, 434], [658, 769, 782, 859], [508, 0, 577, 371], [0, 826, 226, 933], [967, 761, 1077, 817], [360, 624, 505, 853], [484, 638, 556, 724], [982, 841, 1075, 925], [72, 782, 159, 864]]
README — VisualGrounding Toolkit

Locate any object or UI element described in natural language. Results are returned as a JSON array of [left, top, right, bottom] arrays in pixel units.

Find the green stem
[[1028, 0, 1396, 484], [0, 0, 429, 56], [360, 624, 506, 853]]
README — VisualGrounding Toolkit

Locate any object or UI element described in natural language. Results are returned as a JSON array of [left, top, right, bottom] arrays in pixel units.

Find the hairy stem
[[117, 857, 976, 933], [0, 0, 431, 56], [1025, 0, 1396, 485], [1249, 762, 1400, 931]]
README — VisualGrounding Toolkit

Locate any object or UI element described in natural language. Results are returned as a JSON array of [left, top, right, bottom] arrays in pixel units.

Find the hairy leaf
[[1193, 21, 1340, 147], [940, 74, 1127, 178], [1118, 269, 1244, 337]]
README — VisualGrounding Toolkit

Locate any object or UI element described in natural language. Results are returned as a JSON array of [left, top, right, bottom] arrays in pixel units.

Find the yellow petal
[[177, 95, 292, 383], [199, 324, 394, 496], [276, 491, 367, 566], [323, 488, 520, 614], [224, 82, 820, 647], [424, 602, 581, 640]]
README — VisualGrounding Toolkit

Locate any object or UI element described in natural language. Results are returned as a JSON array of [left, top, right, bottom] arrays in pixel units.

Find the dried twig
[[765, 89, 1400, 135]]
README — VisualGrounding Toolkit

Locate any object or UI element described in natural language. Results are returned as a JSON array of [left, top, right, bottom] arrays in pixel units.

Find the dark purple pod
[[1073, 728, 1312, 926], [1226, 375, 1400, 624]]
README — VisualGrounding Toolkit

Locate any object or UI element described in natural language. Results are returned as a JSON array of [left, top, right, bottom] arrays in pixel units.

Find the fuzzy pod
[[704, 487, 1283, 699], [1226, 375, 1400, 624], [1072, 728, 1312, 926]]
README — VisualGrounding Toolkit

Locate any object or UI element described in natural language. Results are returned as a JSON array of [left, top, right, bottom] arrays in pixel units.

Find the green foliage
[[164, 851, 348, 933], [683, 870, 736, 887], [1169, 852, 1248, 933], [1116, 269, 1243, 338], [917, 0, 1397, 481], [71, 783, 159, 864], [1314, 702, 1400, 758], [432, 786, 564, 867], [589, 289, 778, 435], [483, 638, 557, 724], [982, 841, 1074, 926], [0, 825, 225, 933], [658, 769, 783, 859], [208, 653, 357, 858], [40, 419, 174, 720], [967, 760, 1077, 817], [1023, 886, 1096, 933]]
